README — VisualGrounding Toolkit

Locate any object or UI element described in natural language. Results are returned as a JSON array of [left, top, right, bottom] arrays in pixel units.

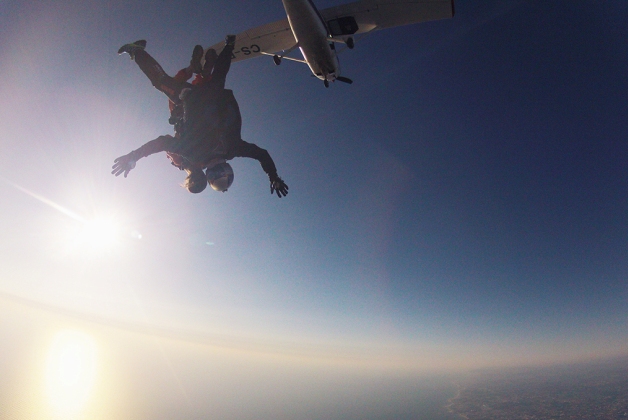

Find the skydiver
[[113, 36, 289, 197]]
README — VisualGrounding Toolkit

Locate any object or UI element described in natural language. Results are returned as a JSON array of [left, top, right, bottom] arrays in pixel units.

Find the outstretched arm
[[230, 139, 288, 198], [112, 135, 177, 177]]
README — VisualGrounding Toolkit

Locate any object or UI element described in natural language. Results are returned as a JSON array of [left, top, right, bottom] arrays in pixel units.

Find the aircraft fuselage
[[281, 0, 340, 82]]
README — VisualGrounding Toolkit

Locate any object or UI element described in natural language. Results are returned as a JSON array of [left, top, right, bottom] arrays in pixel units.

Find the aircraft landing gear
[[324, 79, 329, 88], [346, 37, 354, 49], [273, 55, 282, 65]]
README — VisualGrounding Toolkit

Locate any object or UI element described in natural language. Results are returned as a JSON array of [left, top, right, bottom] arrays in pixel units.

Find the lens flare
[[45, 330, 97, 417]]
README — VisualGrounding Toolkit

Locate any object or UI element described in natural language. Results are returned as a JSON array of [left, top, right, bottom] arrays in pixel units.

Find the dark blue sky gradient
[[383, 2, 628, 329]]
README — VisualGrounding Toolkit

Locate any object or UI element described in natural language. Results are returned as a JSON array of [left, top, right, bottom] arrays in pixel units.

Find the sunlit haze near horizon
[[1, 0, 627, 418]]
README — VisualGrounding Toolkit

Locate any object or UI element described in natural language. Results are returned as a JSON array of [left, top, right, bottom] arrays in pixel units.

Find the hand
[[111, 153, 137, 177], [270, 175, 288, 198]]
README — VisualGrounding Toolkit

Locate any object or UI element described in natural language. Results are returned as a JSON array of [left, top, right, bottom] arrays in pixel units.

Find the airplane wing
[[322, 0, 454, 35], [206, 0, 454, 63], [206, 19, 296, 64]]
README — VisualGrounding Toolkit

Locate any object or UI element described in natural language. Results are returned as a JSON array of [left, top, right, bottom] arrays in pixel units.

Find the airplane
[[206, 0, 455, 87]]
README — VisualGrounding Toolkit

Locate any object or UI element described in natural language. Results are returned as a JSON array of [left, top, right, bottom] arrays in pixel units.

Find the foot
[[225, 35, 236, 46], [117, 40, 147, 60], [190, 45, 203, 73]]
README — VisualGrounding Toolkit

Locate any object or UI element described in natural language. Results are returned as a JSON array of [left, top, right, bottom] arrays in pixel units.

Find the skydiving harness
[[166, 87, 242, 170]]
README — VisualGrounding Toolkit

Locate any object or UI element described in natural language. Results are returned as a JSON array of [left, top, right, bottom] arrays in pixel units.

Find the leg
[[201, 49, 218, 79], [132, 49, 188, 103], [173, 45, 204, 84], [209, 36, 236, 90]]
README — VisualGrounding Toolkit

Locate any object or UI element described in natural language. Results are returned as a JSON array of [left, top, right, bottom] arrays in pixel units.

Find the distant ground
[[448, 357, 628, 420]]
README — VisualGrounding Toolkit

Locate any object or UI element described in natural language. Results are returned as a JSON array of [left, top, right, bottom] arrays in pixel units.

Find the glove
[[270, 174, 289, 198], [111, 153, 137, 178]]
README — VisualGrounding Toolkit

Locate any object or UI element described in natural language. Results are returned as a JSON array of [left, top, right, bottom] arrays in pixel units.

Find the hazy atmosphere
[[1, 0, 627, 418]]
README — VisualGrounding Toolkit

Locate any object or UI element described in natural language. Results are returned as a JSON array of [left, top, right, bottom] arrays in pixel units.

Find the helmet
[[184, 168, 208, 194], [206, 162, 234, 192]]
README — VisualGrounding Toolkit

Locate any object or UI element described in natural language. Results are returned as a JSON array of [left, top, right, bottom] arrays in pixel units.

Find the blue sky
[[0, 0, 627, 418]]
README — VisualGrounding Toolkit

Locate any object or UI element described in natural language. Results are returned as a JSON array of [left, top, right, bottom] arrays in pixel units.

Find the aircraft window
[[328, 16, 359, 36]]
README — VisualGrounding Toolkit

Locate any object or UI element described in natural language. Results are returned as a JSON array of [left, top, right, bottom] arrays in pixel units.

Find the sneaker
[[117, 40, 147, 60], [225, 35, 236, 46], [190, 45, 203, 74]]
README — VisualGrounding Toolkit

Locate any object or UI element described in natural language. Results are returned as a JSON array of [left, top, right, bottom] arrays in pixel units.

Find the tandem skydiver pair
[[112, 35, 288, 198]]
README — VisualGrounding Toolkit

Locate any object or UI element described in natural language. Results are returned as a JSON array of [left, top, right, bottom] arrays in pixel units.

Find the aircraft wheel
[[324, 79, 329, 88], [347, 37, 354, 49], [273, 55, 282, 66]]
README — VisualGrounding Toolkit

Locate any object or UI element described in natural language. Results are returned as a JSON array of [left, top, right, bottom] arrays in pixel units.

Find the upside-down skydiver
[[112, 36, 288, 197]]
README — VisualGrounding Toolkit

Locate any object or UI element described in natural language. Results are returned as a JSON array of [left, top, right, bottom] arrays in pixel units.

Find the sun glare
[[45, 330, 97, 418], [66, 216, 122, 255], [81, 218, 118, 248]]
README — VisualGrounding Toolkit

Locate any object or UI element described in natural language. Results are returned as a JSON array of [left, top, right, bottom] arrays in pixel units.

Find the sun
[[2, 180, 140, 257], [67, 216, 122, 255], [45, 330, 97, 418], [80, 218, 119, 249]]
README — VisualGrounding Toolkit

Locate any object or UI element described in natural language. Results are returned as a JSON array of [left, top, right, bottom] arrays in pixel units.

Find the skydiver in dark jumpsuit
[[113, 36, 288, 197]]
